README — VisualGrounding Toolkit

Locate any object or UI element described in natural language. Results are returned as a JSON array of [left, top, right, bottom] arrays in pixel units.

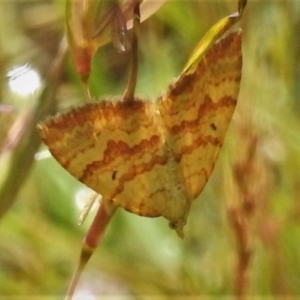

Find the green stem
[[0, 38, 68, 220]]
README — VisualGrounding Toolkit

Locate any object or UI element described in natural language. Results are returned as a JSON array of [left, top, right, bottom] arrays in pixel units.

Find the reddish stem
[[65, 202, 117, 300]]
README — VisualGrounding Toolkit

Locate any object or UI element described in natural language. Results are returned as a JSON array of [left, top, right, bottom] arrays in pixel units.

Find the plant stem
[[123, 1, 141, 103], [0, 38, 68, 220], [65, 201, 117, 300]]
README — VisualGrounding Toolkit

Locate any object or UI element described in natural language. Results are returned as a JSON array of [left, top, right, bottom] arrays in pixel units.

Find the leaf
[[66, 0, 167, 83], [183, 0, 246, 73]]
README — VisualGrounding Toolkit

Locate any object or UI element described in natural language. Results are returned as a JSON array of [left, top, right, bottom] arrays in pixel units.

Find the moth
[[38, 1, 246, 297], [38, 31, 242, 238]]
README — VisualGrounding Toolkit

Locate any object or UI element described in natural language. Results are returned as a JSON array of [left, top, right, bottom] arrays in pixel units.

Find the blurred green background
[[0, 0, 300, 299]]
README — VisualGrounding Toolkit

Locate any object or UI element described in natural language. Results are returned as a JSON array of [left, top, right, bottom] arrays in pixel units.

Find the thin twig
[[0, 37, 68, 220], [123, 1, 141, 103]]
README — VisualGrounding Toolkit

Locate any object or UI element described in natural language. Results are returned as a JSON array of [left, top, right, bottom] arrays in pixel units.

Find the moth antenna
[[65, 200, 117, 299], [123, 0, 141, 102]]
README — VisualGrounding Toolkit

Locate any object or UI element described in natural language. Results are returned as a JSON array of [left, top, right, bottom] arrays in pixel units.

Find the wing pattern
[[38, 31, 242, 236]]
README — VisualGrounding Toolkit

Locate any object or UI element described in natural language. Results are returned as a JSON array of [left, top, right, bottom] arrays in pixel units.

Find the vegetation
[[0, 1, 299, 299]]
